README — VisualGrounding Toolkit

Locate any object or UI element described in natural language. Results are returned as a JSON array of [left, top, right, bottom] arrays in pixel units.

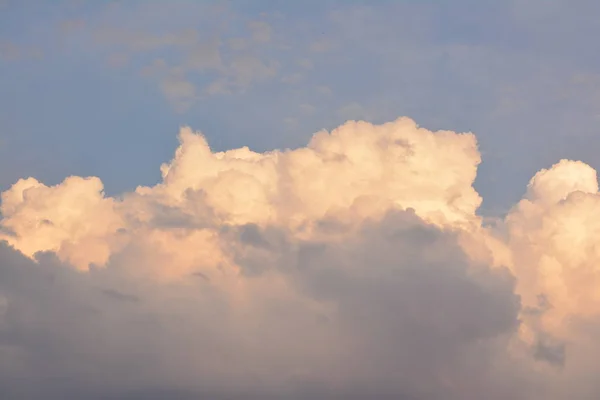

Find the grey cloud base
[[0, 209, 524, 399]]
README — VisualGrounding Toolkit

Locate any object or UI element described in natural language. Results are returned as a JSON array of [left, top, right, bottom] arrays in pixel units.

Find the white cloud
[[496, 159, 600, 398], [0, 117, 483, 272], [4, 116, 600, 397]]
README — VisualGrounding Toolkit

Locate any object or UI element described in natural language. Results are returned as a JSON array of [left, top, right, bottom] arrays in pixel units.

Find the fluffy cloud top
[[1, 117, 599, 398], [1, 118, 481, 273]]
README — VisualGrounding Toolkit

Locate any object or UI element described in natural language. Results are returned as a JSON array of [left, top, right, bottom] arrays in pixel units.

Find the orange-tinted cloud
[[2, 117, 600, 398]]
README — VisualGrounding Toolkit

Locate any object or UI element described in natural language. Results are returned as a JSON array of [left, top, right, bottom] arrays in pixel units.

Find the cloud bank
[[0, 117, 599, 398]]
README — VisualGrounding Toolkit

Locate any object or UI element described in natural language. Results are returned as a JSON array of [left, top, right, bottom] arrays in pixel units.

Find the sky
[[2, 0, 600, 399]]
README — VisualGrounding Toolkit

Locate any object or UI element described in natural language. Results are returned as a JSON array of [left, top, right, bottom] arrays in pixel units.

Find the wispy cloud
[[0, 39, 42, 61], [85, 5, 282, 111]]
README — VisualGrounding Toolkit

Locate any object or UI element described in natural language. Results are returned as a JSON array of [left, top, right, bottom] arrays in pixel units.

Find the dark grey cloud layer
[[0, 210, 527, 399]]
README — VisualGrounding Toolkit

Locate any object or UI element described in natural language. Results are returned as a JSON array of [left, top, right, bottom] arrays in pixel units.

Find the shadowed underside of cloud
[[1, 117, 600, 398]]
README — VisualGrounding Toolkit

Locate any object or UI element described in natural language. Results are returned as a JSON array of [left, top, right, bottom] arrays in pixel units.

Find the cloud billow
[[1, 117, 600, 398]]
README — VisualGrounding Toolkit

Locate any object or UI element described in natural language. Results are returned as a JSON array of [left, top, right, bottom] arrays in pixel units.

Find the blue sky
[[1, 0, 599, 215]]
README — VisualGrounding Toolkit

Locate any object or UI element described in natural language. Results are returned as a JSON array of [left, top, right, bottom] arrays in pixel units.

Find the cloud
[[59, 19, 86, 34], [504, 159, 600, 319], [498, 158, 600, 398], [4, 116, 600, 397], [95, 26, 212, 110], [309, 38, 335, 53], [0, 40, 19, 60], [298, 58, 314, 70], [0, 176, 122, 270], [248, 21, 272, 43], [184, 38, 222, 71], [1, 117, 483, 275], [160, 74, 198, 113], [106, 52, 129, 68], [128, 31, 276, 105], [316, 85, 333, 96], [281, 72, 304, 85], [95, 28, 200, 52], [0, 211, 522, 399], [219, 56, 279, 91], [0, 40, 42, 61], [299, 103, 316, 115], [89, 5, 280, 110], [139, 44, 218, 111], [337, 102, 370, 121]]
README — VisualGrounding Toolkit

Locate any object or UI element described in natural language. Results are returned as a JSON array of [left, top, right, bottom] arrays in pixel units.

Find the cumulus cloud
[[1, 118, 482, 271], [499, 159, 600, 398], [2, 116, 600, 398]]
